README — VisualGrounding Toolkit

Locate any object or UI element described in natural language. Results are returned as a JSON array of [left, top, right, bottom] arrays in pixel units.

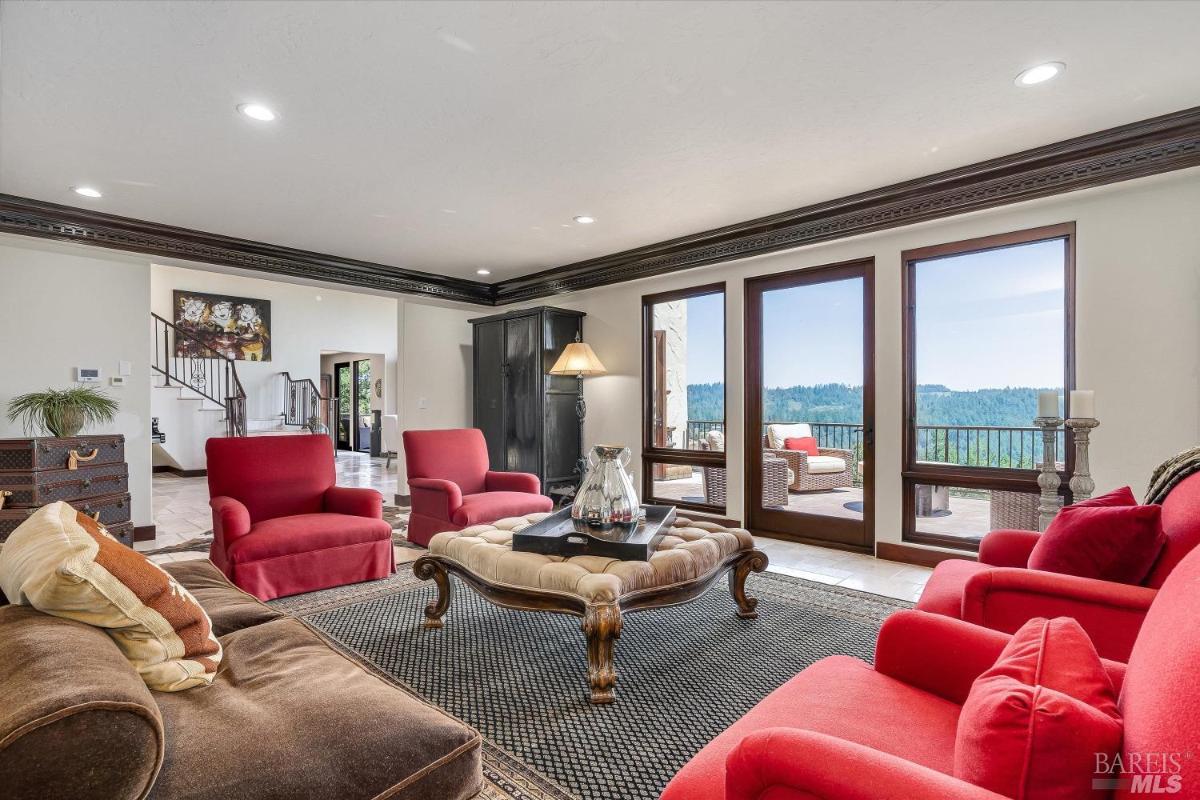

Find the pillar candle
[[1037, 391, 1059, 418], [1070, 390, 1096, 419]]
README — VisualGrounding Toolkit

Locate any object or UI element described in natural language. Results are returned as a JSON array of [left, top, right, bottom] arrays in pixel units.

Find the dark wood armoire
[[469, 306, 584, 500]]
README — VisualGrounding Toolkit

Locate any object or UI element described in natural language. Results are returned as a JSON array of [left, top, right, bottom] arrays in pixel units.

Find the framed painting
[[173, 290, 272, 362]]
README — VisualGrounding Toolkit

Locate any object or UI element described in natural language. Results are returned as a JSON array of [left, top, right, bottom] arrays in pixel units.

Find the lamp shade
[[549, 342, 607, 376]]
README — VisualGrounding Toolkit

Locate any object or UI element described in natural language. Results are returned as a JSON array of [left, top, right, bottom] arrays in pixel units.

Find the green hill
[[687, 383, 1057, 427]]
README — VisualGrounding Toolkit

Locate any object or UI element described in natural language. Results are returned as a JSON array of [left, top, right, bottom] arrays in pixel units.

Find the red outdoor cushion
[[783, 436, 819, 456], [955, 617, 1121, 799], [955, 676, 1121, 800], [1074, 485, 1137, 508], [1028, 503, 1166, 585], [450, 492, 554, 527]]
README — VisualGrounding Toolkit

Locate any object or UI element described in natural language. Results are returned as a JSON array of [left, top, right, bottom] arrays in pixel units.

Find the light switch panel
[[119, 360, 133, 376]]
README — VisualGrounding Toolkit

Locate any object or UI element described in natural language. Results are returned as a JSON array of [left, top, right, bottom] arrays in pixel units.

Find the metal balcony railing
[[684, 419, 1060, 470]]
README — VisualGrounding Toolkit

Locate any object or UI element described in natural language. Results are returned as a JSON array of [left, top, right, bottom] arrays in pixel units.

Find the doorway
[[744, 259, 875, 552]]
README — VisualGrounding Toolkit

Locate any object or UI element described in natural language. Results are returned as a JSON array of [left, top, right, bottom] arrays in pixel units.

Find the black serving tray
[[512, 505, 677, 561]]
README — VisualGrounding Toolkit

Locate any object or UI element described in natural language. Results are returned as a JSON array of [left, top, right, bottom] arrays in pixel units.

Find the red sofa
[[661, 541, 1200, 800], [206, 434, 394, 601], [402, 428, 554, 548], [915, 471, 1200, 661]]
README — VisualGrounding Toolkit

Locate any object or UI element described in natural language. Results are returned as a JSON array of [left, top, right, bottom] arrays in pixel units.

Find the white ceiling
[[2, 0, 1199, 282]]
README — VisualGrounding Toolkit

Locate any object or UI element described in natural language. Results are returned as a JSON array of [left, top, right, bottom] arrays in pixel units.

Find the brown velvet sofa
[[0, 558, 483, 800]]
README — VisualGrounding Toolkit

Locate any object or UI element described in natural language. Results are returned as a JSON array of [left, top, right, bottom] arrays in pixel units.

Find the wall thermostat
[[76, 367, 102, 383], [110, 376, 128, 387]]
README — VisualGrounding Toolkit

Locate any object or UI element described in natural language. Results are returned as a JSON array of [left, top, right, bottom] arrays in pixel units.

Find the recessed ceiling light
[[72, 186, 102, 198], [237, 103, 277, 121], [573, 215, 596, 224], [1015, 62, 1064, 87], [476, 269, 491, 276]]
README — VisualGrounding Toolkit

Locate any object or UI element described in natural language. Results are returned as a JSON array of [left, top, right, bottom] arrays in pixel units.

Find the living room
[[2, 2, 1199, 799]]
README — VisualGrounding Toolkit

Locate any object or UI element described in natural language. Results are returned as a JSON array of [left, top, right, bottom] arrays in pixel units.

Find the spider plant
[[7, 387, 120, 437]]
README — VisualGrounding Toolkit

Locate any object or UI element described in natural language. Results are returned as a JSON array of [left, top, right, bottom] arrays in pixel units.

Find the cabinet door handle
[[68, 449, 99, 470]]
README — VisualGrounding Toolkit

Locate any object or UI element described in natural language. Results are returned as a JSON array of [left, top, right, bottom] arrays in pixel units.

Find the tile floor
[[146, 451, 931, 601]]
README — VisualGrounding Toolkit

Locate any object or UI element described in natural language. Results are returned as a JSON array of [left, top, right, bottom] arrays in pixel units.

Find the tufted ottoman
[[413, 513, 768, 704]]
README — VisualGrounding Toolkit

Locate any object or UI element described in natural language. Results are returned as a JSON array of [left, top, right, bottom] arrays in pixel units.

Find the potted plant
[[6, 387, 120, 438]]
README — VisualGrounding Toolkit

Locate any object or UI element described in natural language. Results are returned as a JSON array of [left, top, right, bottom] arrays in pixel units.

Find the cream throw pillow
[[0, 501, 222, 691], [766, 422, 812, 450]]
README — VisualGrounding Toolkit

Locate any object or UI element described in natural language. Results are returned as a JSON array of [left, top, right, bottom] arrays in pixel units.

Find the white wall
[[514, 168, 1200, 552], [0, 239, 154, 527], [151, 264, 399, 468], [393, 299, 477, 491]]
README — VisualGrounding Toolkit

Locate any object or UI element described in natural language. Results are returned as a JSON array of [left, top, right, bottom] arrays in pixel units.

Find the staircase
[[151, 313, 247, 437], [281, 372, 336, 431]]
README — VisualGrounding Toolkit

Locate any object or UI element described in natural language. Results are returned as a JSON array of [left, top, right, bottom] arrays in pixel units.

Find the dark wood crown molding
[[1, 106, 1198, 306], [491, 105, 1200, 304], [0, 195, 494, 305]]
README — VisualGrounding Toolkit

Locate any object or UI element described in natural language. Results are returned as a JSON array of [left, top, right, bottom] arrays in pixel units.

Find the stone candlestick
[[1034, 416, 1064, 531], [1066, 417, 1100, 502]]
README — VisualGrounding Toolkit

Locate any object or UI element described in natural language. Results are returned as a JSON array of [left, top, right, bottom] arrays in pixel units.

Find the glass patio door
[[745, 259, 874, 551]]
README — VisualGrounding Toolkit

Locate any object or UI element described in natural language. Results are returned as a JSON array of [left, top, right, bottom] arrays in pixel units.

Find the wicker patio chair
[[698, 430, 790, 507], [763, 423, 854, 493]]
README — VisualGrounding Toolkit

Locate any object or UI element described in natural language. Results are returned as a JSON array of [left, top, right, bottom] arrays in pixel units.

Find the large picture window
[[642, 283, 726, 513], [902, 224, 1075, 550]]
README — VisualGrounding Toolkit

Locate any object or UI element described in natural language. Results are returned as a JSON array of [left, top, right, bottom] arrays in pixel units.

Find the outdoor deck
[[652, 469, 995, 540]]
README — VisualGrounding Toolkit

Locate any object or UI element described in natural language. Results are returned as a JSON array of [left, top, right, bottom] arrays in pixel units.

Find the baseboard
[[133, 525, 157, 542], [876, 541, 977, 567], [394, 493, 411, 506], [750, 530, 873, 556], [153, 466, 207, 478]]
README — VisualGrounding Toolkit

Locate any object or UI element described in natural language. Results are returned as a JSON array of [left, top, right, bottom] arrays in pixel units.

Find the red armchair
[[915, 471, 1200, 662], [402, 428, 554, 547], [663, 541, 1200, 799], [206, 434, 394, 601]]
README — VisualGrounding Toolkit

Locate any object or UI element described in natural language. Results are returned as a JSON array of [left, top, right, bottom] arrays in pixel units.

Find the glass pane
[[355, 359, 372, 453], [337, 364, 352, 444], [760, 277, 864, 521], [645, 462, 718, 509], [913, 238, 1066, 469], [649, 292, 724, 451], [913, 484, 1040, 543]]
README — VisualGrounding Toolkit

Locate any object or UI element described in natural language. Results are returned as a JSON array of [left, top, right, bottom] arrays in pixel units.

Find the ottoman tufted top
[[428, 514, 755, 604]]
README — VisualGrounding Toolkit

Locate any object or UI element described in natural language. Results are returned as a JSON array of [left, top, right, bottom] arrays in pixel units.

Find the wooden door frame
[[744, 258, 876, 553], [900, 222, 1076, 550], [640, 282, 727, 515]]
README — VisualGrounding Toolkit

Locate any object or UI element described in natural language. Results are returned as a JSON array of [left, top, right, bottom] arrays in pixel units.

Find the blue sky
[[685, 238, 1066, 391]]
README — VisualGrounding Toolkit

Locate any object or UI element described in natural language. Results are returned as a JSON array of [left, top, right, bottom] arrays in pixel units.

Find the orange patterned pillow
[[0, 501, 222, 691]]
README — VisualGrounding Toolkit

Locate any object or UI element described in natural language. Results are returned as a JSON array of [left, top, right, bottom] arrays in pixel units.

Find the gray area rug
[[294, 565, 909, 800]]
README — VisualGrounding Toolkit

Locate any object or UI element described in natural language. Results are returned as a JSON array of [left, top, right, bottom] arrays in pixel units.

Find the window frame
[[900, 223, 1076, 550], [641, 282, 727, 514]]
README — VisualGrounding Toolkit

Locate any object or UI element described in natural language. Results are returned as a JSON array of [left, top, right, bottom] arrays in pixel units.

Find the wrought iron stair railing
[[281, 372, 337, 433], [151, 313, 247, 437]]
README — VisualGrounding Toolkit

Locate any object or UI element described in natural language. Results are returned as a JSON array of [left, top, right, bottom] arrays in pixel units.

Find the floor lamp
[[549, 336, 608, 483]]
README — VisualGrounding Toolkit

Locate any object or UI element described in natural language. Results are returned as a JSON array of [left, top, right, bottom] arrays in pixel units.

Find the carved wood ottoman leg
[[581, 603, 622, 704], [413, 556, 452, 629], [728, 549, 769, 619]]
